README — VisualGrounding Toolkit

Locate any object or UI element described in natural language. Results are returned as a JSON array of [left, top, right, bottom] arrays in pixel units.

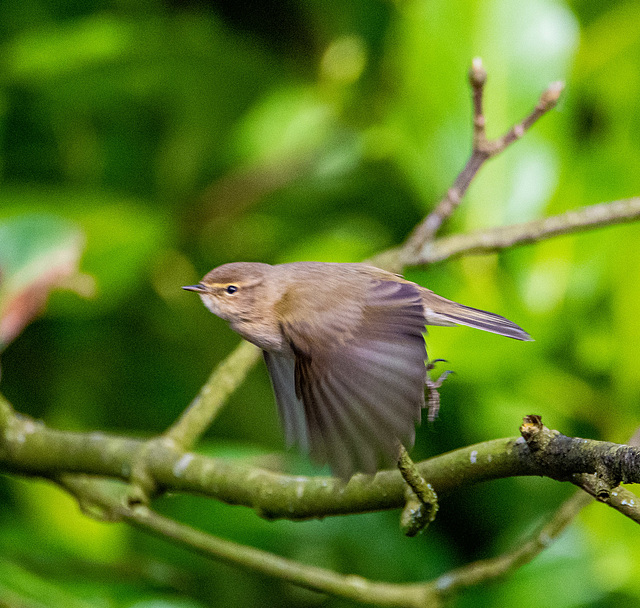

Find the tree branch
[[401, 58, 563, 259], [2, 405, 638, 524], [164, 340, 261, 450], [397, 445, 439, 536], [412, 196, 640, 266], [432, 488, 593, 598], [54, 462, 593, 608], [572, 474, 640, 524], [369, 196, 640, 272], [59, 475, 439, 608], [4, 57, 640, 606], [125, 340, 261, 505]]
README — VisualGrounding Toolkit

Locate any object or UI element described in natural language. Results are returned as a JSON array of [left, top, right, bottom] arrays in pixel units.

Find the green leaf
[[0, 214, 90, 351]]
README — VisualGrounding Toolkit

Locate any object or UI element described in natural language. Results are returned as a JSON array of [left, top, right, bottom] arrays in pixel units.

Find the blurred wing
[[278, 280, 427, 479], [263, 351, 309, 453], [422, 291, 532, 341]]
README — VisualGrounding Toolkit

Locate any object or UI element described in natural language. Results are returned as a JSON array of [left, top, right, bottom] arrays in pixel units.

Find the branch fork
[[400, 57, 564, 264]]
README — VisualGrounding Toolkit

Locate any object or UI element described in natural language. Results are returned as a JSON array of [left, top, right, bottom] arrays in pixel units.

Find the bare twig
[[409, 196, 640, 266], [55, 457, 593, 608], [398, 445, 439, 536], [59, 475, 438, 608], [402, 58, 563, 259], [491, 81, 564, 152], [368, 196, 640, 272], [470, 57, 487, 146], [164, 340, 261, 450], [432, 488, 593, 597]]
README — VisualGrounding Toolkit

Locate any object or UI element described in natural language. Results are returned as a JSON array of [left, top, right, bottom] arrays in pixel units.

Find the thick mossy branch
[[1, 407, 638, 523], [520, 415, 640, 488]]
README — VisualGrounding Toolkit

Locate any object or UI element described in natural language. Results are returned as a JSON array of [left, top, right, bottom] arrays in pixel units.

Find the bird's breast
[[229, 317, 291, 354]]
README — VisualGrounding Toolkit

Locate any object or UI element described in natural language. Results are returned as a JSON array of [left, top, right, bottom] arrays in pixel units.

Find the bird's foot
[[425, 359, 453, 422]]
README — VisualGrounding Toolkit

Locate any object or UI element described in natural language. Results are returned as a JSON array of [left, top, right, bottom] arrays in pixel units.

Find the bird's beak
[[182, 284, 207, 293]]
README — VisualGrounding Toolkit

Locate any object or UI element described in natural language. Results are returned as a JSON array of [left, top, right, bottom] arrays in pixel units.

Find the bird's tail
[[422, 293, 532, 341]]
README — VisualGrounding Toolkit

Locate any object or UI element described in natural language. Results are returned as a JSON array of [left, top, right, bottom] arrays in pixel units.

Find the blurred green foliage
[[1, 0, 640, 606]]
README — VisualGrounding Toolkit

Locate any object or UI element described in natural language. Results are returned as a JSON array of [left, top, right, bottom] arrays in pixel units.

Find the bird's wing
[[274, 279, 427, 479], [263, 351, 309, 453]]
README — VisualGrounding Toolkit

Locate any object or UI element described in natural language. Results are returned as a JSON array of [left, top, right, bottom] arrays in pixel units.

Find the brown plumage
[[184, 262, 531, 479]]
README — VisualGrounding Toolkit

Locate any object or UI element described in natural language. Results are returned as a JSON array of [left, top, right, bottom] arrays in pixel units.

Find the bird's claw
[[425, 360, 453, 422]]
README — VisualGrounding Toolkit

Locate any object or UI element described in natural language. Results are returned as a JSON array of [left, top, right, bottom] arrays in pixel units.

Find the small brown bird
[[184, 262, 531, 479]]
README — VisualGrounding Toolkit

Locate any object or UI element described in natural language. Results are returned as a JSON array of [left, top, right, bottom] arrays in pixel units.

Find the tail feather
[[423, 294, 532, 341]]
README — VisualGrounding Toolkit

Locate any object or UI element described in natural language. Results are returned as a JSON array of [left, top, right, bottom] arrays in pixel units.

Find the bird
[[183, 261, 531, 479]]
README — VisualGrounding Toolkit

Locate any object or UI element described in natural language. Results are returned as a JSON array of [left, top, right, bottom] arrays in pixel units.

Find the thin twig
[[56, 464, 592, 608], [164, 340, 261, 450], [59, 476, 437, 608], [367, 196, 640, 272], [431, 489, 593, 597], [402, 58, 563, 258], [492, 81, 564, 153], [470, 57, 487, 146], [410, 196, 640, 266]]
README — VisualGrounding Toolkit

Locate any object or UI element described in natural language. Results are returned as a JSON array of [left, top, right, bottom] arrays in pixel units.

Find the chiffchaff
[[184, 262, 531, 479]]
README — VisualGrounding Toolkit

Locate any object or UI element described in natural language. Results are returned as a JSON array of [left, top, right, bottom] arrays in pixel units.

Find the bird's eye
[[225, 285, 238, 295]]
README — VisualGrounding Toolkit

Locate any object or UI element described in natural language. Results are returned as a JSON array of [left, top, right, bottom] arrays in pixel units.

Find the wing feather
[[263, 352, 309, 452], [274, 279, 428, 479], [313, 376, 377, 476]]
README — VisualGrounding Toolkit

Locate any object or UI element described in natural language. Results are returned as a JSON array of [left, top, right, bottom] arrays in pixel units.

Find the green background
[[1, 0, 639, 606]]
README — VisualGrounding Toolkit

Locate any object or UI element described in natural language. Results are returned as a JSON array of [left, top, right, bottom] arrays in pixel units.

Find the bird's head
[[183, 262, 272, 321]]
